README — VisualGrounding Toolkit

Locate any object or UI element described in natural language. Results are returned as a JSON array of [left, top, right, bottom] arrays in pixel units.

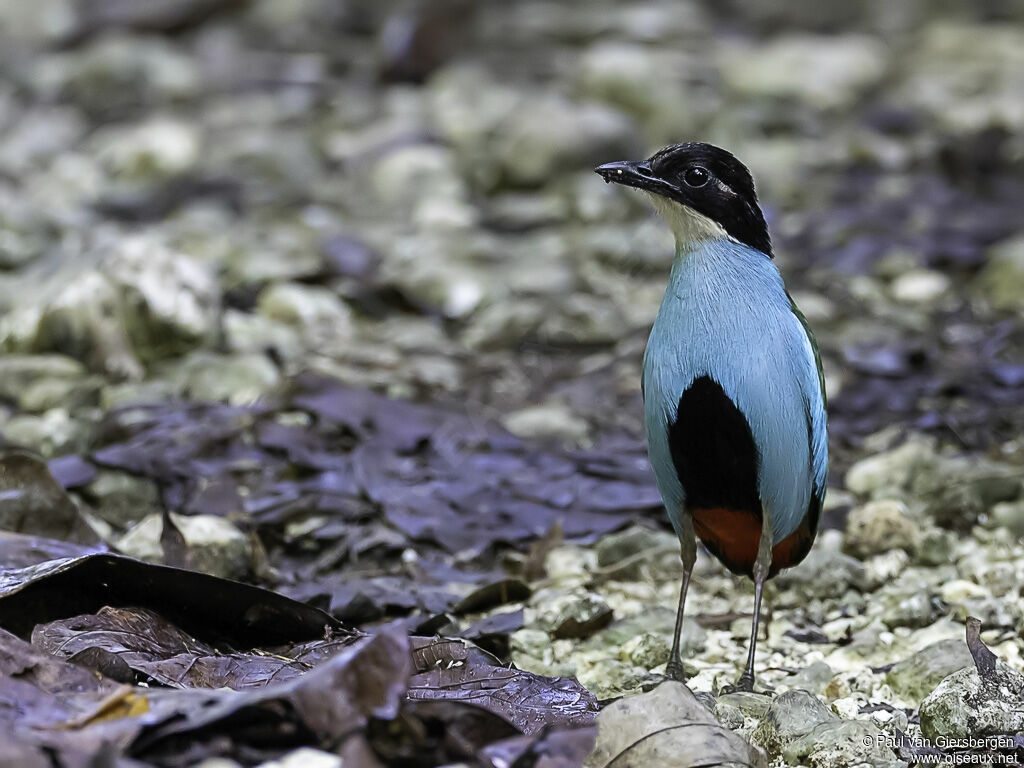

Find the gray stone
[[84, 470, 160, 529], [0, 354, 86, 403], [716, 691, 771, 721], [717, 34, 888, 109], [885, 638, 973, 703], [782, 719, 905, 768], [160, 351, 280, 405], [920, 661, 1024, 741], [989, 499, 1024, 537], [751, 689, 837, 759], [493, 95, 634, 189], [843, 499, 918, 558], [256, 282, 353, 349], [586, 607, 706, 657], [0, 449, 98, 543], [774, 547, 866, 600], [3, 234, 219, 376], [619, 632, 670, 670], [116, 512, 252, 580], [90, 118, 201, 190], [976, 235, 1024, 310], [30, 34, 200, 113], [502, 403, 589, 444], [531, 589, 612, 639], [595, 524, 678, 578], [585, 681, 767, 768], [785, 661, 834, 694], [2, 410, 89, 457]]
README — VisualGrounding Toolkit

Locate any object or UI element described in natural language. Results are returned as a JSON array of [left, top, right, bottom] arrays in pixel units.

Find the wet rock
[[83, 470, 160, 529], [782, 719, 904, 768], [976, 234, 1024, 311], [116, 512, 252, 580], [885, 638, 973, 703], [502, 403, 588, 443], [843, 499, 918, 558], [718, 34, 888, 109], [751, 689, 837, 759], [585, 681, 766, 768], [919, 659, 1024, 741], [531, 589, 612, 639]]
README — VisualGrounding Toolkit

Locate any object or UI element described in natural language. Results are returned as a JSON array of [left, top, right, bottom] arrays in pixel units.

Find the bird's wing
[[789, 294, 828, 515]]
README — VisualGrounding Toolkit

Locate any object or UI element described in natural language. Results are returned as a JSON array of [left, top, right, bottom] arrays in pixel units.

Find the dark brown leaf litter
[[0, 531, 598, 766], [78, 375, 659, 629]]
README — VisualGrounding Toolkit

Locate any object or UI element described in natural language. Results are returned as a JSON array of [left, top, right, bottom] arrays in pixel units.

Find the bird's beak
[[594, 160, 676, 197]]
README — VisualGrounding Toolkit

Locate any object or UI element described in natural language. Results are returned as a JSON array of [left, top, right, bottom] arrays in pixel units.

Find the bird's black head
[[595, 142, 772, 258]]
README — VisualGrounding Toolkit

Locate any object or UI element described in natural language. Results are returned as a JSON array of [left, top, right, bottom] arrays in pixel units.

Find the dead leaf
[[584, 681, 767, 768], [32, 606, 326, 690], [407, 637, 599, 735], [0, 537, 344, 644]]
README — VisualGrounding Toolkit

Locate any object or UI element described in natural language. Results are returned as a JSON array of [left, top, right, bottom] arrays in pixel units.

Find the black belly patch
[[668, 376, 761, 516]]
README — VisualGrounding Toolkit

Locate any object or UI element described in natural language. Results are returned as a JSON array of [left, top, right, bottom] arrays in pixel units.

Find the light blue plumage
[[595, 141, 827, 689], [644, 237, 827, 546]]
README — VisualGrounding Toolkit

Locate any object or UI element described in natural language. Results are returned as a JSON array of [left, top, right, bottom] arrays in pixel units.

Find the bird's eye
[[683, 167, 709, 188]]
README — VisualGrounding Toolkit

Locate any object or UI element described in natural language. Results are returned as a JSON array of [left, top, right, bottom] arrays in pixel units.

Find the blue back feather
[[643, 237, 827, 545]]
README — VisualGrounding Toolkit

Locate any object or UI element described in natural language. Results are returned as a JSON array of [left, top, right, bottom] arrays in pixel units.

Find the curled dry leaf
[[32, 606, 332, 690], [584, 681, 767, 768], [407, 637, 599, 735], [0, 536, 343, 644]]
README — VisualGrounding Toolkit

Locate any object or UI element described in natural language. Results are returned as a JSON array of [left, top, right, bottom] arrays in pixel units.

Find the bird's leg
[[665, 513, 696, 682], [725, 513, 773, 694]]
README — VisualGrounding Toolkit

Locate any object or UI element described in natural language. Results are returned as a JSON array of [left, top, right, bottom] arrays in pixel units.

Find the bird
[[594, 143, 827, 692]]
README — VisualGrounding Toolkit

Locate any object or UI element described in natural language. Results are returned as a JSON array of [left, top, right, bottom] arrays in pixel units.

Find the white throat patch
[[645, 192, 730, 248]]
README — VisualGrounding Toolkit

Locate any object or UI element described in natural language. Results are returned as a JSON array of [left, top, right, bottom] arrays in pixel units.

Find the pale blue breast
[[643, 237, 827, 545]]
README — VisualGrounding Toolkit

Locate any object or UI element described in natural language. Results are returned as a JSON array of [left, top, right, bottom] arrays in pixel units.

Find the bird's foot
[[720, 672, 759, 695], [664, 658, 687, 683]]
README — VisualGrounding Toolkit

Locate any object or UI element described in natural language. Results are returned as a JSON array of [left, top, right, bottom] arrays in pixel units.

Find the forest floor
[[1, 1, 1024, 766]]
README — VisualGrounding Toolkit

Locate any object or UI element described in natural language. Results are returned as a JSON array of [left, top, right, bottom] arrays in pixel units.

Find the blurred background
[[0, 0, 1022, 468]]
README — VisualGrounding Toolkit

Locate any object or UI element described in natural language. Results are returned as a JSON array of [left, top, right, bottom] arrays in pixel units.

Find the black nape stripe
[[668, 376, 761, 515]]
